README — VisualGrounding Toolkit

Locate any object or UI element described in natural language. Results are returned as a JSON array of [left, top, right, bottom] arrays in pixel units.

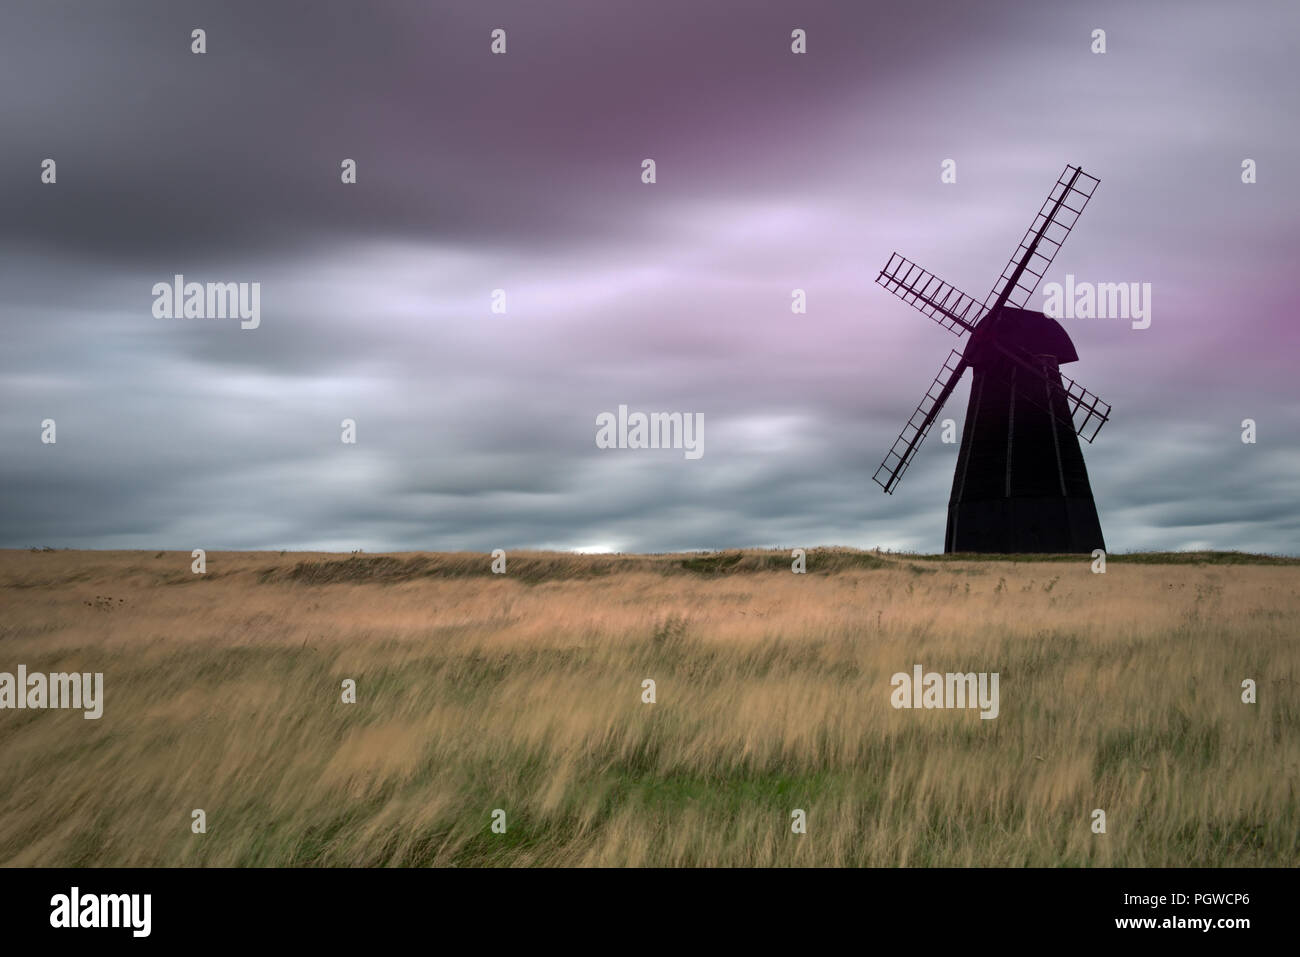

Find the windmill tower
[[872, 165, 1111, 553]]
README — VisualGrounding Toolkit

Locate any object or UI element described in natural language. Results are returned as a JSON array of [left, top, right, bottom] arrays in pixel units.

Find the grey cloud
[[1, 0, 1298, 555]]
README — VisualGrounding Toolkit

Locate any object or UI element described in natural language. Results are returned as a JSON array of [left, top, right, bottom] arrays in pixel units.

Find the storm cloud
[[1, 0, 1297, 554]]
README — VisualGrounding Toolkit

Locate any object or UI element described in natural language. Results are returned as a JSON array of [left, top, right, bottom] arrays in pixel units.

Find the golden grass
[[0, 548, 1296, 866]]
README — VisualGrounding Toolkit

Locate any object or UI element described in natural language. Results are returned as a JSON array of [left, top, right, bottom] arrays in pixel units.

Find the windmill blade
[[989, 340, 1112, 442], [873, 349, 968, 494], [983, 165, 1101, 315], [876, 253, 987, 336], [1056, 369, 1111, 441]]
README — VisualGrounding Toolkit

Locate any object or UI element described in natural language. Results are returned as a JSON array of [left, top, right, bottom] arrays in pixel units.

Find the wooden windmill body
[[873, 166, 1111, 554]]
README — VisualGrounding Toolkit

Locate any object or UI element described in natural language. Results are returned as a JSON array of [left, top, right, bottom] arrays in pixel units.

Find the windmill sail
[[872, 349, 966, 494], [983, 165, 1100, 314], [876, 253, 986, 335]]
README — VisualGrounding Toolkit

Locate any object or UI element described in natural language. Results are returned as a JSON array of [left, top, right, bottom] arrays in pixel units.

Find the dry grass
[[1, 548, 1296, 867]]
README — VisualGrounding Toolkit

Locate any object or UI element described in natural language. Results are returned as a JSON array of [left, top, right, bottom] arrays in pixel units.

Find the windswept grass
[[903, 550, 1300, 565], [0, 548, 1296, 866]]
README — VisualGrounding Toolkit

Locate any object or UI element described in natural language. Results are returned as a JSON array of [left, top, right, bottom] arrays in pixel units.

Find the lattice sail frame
[[876, 254, 986, 336], [983, 165, 1100, 314], [872, 350, 965, 494]]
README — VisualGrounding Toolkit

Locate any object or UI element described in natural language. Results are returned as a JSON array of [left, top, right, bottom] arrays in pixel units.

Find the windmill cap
[[966, 306, 1079, 365]]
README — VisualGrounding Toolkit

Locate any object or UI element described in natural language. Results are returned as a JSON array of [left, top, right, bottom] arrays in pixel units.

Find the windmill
[[872, 165, 1111, 553]]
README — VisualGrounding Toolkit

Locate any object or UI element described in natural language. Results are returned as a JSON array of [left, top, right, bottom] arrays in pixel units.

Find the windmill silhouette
[[872, 165, 1110, 553]]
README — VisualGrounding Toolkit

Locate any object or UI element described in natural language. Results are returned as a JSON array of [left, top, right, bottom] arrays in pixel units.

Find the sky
[[1, 0, 1297, 554]]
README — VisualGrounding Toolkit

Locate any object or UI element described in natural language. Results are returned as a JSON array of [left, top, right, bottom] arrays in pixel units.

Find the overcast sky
[[1, 0, 1297, 554]]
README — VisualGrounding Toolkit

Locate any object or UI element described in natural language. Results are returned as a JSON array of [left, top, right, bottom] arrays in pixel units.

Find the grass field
[[1, 548, 1296, 867]]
